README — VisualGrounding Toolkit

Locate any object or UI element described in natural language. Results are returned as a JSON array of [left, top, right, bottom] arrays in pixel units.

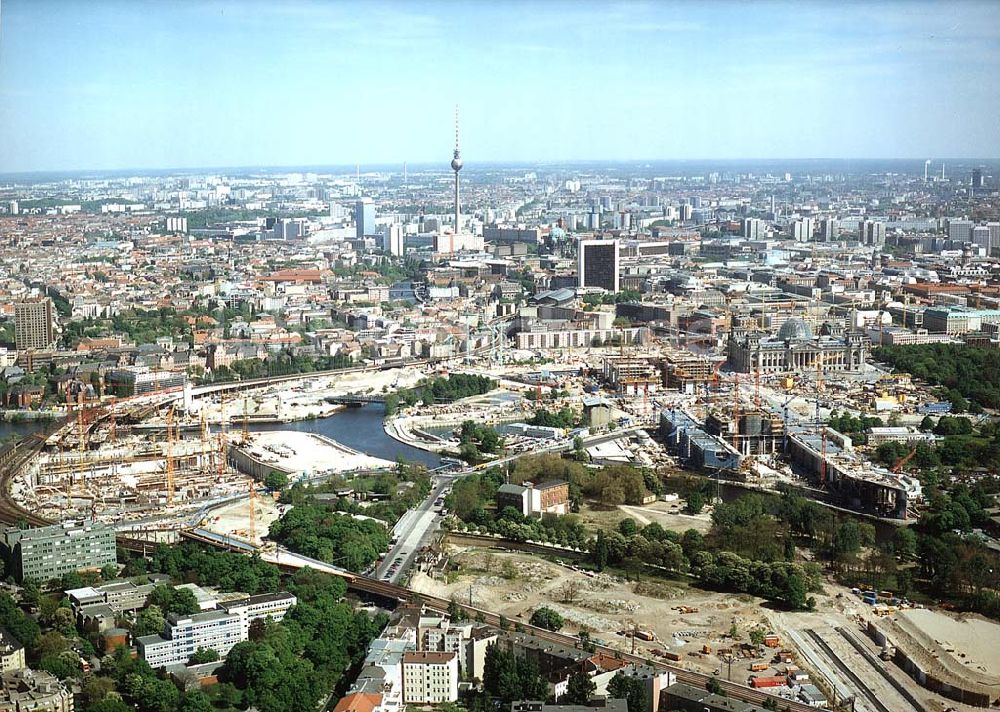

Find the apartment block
[[137, 591, 296, 668], [1, 520, 116, 583], [402, 651, 459, 704]]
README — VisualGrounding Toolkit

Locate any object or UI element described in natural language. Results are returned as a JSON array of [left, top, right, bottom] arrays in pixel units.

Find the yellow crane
[[76, 390, 86, 498], [248, 479, 257, 545], [165, 405, 176, 505]]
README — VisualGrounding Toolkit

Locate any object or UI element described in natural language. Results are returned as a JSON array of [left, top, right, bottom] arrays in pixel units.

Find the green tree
[[685, 492, 704, 515], [189, 647, 220, 665], [133, 605, 165, 637], [40, 651, 80, 679], [529, 606, 564, 631], [564, 671, 597, 704], [265, 471, 289, 491], [147, 585, 199, 616], [893, 527, 918, 560], [179, 690, 215, 712], [608, 672, 648, 712]]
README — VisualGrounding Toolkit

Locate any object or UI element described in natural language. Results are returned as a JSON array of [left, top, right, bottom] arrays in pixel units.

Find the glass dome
[[776, 317, 813, 341]]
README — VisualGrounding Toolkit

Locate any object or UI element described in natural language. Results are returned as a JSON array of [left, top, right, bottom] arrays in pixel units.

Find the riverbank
[[235, 430, 395, 480], [0, 409, 63, 422]]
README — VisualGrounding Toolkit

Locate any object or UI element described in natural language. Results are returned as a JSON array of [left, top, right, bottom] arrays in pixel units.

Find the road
[[375, 471, 460, 584], [374, 426, 651, 584]]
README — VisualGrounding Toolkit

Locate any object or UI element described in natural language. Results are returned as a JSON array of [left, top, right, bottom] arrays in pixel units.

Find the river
[[0, 404, 441, 469], [248, 404, 440, 468]]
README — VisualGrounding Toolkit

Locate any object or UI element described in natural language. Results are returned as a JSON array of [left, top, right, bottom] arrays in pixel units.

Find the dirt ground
[[411, 544, 981, 709], [201, 494, 282, 547], [410, 546, 770, 675], [896, 608, 1000, 678], [577, 500, 713, 535]]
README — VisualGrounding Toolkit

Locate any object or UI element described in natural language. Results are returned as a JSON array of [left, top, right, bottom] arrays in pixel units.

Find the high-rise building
[[790, 218, 814, 242], [402, 652, 458, 704], [14, 297, 55, 351], [6, 201, 18, 216], [972, 168, 984, 189], [972, 225, 991, 252], [382, 223, 404, 256], [138, 592, 296, 668], [2, 520, 116, 582], [988, 223, 1000, 254], [820, 218, 837, 241], [355, 198, 376, 239], [578, 239, 620, 292], [741, 218, 762, 239], [947, 219, 974, 244], [858, 220, 886, 246], [679, 204, 693, 222]]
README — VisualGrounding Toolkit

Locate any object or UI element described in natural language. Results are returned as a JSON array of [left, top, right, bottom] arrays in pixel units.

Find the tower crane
[[248, 479, 257, 545], [165, 405, 176, 505]]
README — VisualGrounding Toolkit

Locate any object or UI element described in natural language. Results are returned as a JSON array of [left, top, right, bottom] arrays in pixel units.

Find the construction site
[[8, 373, 406, 549], [9, 390, 259, 541]]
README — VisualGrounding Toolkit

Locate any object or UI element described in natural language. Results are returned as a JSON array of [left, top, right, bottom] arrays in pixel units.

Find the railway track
[[178, 528, 818, 710], [0, 436, 173, 553], [834, 626, 928, 712], [805, 629, 893, 712]]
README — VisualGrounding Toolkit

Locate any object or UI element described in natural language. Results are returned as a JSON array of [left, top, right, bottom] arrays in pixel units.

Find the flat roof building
[[578, 239, 619, 293], [2, 520, 116, 583], [14, 297, 55, 351]]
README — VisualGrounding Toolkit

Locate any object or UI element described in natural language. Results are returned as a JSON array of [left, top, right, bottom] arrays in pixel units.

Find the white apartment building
[[138, 592, 296, 667], [402, 651, 459, 704], [220, 592, 297, 638], [138, 609, 244, 668]]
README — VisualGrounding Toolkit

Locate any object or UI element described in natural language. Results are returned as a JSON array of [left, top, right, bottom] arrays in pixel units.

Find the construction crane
[[217, 391, 230, 479], [165, 405, 176, 505], [200, 409, 210, 474], [248, 479, 257, 545], [731, 373, 741, 452], [815, 354, 827, 485], [76, 390, 86, 498], [242, 397, 250, 445]]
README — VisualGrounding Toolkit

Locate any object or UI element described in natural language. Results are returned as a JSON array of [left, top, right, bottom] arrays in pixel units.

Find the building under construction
[[602, 357, 661, 396], [660, 350, 719, 390], [659, 408, 742, 471], [786, 430, 922, 519], [704, 409, 784, 456], [18, 393, 252, 529]]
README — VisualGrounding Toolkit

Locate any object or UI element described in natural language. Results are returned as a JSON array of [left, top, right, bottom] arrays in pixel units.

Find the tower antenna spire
[[450, 104, 463, 236]]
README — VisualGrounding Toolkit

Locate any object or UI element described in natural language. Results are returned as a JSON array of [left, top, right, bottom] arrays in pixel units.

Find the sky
[[1, 0, 999, 173]]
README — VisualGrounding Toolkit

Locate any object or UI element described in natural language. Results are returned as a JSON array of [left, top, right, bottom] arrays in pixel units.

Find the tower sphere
[[451, 156, 463, 172]]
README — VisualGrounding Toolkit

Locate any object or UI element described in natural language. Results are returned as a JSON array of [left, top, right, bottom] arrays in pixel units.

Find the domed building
[[727, 317, 869, 374], [776, 317, 813, 341]]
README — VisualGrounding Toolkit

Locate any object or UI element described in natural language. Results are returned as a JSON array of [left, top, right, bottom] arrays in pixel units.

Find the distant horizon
[[2, 157, 998, 183]]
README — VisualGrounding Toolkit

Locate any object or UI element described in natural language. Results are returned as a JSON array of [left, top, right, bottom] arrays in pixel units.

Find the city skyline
[[1, 0, 999, 173]]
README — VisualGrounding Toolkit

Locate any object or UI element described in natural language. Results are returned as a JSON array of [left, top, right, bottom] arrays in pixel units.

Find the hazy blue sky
[[1, 0, 998, 172]]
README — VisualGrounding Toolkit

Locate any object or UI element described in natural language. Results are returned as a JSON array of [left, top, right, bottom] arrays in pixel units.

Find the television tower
[[450, 106, 463, 234]]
